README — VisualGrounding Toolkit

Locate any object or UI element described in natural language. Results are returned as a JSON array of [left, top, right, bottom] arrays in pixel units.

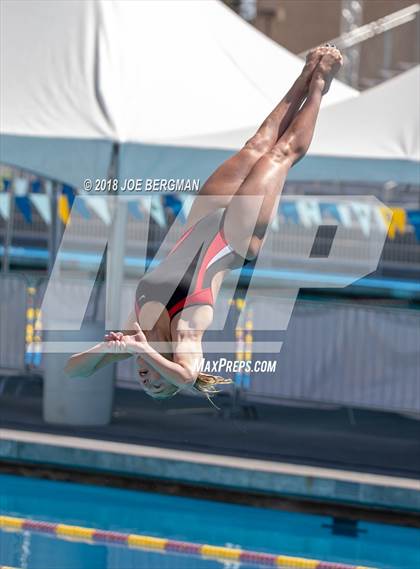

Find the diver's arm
[[120, 323, 198, 387], [64, 343, 131, 378], [64, 313, 138, 378], [141, 343, 197, 386]]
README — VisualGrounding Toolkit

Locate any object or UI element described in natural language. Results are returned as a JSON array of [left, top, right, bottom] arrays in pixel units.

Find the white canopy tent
[[190, 66, 420, 184], [0, 0, 357, 189], [307, 65, 420, 184], [313, 65, 419, 163]]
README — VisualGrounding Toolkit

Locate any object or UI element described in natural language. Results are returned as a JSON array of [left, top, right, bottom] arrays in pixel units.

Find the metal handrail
[[299, 3, 420, 55]]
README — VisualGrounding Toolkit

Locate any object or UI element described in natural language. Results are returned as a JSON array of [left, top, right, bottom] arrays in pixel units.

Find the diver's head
[[136, 356, 233, 402], [136, 356, 179, 399]]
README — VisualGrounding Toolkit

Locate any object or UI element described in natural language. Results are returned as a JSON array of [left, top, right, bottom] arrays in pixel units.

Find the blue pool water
[[1, 473, 419, 569]]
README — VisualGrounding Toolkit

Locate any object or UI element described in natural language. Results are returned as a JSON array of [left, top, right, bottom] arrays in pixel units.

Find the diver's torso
[[135, 209, 247, 327]]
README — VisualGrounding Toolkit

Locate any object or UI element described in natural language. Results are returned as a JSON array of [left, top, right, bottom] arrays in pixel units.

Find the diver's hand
[[103, 326, 147, 354], [121, 322, 148, 354], [104, 331, 124, 342], [102, 331, 126, 354], [103, 338, 127, 354]]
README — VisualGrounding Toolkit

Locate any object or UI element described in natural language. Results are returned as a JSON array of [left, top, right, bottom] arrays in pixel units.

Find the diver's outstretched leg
[[185, 47, 327, 226], [223, 48, 343, 259]]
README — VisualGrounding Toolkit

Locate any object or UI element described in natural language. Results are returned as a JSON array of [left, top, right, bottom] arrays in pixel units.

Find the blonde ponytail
[[192, 373, 233, 409], [193, 372, 233, 394]]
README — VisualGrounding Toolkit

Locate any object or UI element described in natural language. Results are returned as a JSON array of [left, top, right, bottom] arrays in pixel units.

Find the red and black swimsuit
[[135, 209, 250, 321]]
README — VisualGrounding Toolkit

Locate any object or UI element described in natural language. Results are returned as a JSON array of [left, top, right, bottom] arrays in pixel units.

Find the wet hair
[[150, 372, 233, 407], [194, 372, 233, 395], [194, 373, 234, 409]]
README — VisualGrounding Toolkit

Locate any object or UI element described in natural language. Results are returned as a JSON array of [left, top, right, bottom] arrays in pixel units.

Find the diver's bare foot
[[311, 48, 343, 94], [301, 45, 328, 85]]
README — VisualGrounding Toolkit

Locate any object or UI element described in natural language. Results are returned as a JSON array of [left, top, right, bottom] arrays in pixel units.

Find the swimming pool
[[0, 473, 419, 569]]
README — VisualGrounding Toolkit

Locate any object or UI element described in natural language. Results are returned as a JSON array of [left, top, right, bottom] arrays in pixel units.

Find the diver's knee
[[244, 132, 273, 155]]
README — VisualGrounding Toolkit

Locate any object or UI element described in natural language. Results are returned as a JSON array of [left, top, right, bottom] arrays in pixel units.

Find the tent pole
[[2, 178, 15, 273], [106, 143, 128, 330]]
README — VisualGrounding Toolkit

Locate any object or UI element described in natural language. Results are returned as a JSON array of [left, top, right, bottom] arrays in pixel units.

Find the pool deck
[[1, 427, 419, 514]]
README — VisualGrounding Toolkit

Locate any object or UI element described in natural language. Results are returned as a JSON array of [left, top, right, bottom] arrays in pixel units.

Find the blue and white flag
[[30, 194, 51, 225], [80, 196, 111, 225], [141, 196, 166, 228], [351, 202, 373, 236], [296, 199, 322, 228], [128, 200, 144, 220], [280, 201, 299, 224], [14, 177, 32, 222]]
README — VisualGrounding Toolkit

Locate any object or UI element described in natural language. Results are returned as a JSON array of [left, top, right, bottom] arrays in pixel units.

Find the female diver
[[65, 45, 343, 401]]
